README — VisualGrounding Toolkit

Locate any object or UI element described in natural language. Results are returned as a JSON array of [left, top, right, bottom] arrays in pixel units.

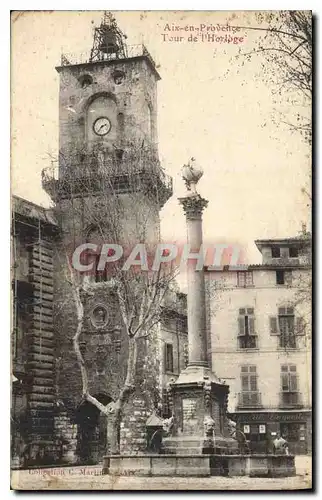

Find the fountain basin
[[102, 453, 296, 477]]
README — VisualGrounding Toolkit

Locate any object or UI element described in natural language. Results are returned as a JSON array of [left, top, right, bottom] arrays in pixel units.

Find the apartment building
[[205, 232, 312, 454]]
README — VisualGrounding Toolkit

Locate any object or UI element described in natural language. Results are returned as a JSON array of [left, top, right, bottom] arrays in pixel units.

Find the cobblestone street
[[11, 456, 312, 491]]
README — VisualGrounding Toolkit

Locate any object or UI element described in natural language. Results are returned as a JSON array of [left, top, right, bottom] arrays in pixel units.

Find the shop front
[[229, 410, 311, 455]]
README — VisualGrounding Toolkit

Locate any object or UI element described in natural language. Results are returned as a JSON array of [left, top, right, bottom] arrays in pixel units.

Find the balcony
[[279, 392, 303, 409], [237, 392, 263, 409], [238, 335, 258, 349], [41, 151, 173, 207]]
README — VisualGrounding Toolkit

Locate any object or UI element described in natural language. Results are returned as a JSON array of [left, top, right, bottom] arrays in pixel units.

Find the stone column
[[162, 159, 238, 456], [179, 194, 209, 367]]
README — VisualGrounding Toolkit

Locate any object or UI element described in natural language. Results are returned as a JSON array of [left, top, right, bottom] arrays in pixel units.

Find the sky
[[11, 11, 311, 268]]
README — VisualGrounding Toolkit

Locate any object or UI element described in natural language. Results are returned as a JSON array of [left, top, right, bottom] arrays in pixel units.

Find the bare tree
[[230, 11, 312, 143], [43, 142, 177, 455], [291, 240, 312, 344]]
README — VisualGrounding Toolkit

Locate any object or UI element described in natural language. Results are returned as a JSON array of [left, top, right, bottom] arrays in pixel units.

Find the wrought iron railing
[[42, 161, 172, 190], [238, 335, 258, 349], [279, 391, 303, 408], [41, 155, 173, 206], [237, 392, 262, 408]]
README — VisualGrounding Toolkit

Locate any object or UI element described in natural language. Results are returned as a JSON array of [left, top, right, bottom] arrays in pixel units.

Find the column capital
[[178, 194, 208, 220]]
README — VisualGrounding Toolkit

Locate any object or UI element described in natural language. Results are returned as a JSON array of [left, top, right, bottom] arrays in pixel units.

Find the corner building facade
[[205, 233, 312, 455]]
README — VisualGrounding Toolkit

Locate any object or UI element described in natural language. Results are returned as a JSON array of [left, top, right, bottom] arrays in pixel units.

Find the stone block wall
[[54, 411, 78, 464]]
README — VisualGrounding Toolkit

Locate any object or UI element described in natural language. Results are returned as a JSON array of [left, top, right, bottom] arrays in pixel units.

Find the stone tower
[[53, 12, 171, 244], [42, 13, 173, 464]]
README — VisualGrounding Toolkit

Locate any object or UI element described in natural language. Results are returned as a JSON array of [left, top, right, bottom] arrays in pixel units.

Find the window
[[289, 247, 299, 258], [276, 270, 284, 284], [237, 271, 253, 287], [165, 343, 174, 372], [280, 423, 302, 442], [270, 307, 303, 347], [276, 270, 292, 286], [78, 74, 93, 88], [241, 365, 258, 391], [239, 366, 260, 406], [113, 70, 125, 85], [278, 307, 296, 348], [281, 364, 298, 391], [238, 308, 257, 349], [117, 113, 125, 146], [280, 365, 299, 406], [271, 247, 281, 258]]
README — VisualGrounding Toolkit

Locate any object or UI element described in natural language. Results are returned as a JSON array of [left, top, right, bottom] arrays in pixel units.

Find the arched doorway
[[76, 393, 113, 465]]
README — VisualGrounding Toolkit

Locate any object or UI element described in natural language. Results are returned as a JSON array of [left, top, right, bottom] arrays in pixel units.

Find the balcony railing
[[237, 392, 262, 408], [41, 156, 173, 207], [238, 335, 258, 349], [59, 44, 158, 72], [279, 392, 303, 408]]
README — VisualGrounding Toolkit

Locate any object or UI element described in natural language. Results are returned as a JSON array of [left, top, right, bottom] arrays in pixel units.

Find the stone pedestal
[[163, 365, 237, 455]]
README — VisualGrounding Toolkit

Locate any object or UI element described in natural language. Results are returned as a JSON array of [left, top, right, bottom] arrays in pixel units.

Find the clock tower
[[42, 13, 173, 463], [43, 12, 172, 244]]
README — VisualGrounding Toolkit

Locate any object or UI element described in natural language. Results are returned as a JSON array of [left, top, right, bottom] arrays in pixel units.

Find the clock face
[[93, 117, 111, 136]]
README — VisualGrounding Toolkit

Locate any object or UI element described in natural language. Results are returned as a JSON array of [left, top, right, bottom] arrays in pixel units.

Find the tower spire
[[90, 11, 128, 63]]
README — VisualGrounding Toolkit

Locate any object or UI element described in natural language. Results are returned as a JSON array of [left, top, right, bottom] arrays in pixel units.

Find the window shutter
[[249, 317, 255, 335], [241, 375, 249, 391], [165, 344, 174, 372], [238, 316, 245, 336], [288, 315, 295, 334], [296, 317, 306, 336], [281, 373, 289, 391], [290, 373, 298, 391], [269, 316, 279, 335], [163, 343, 167, 373], [285, 271, 292, 285], [250, 375, 257, 391], [237, 272, 245, 287], [246, 272, 253, 286]]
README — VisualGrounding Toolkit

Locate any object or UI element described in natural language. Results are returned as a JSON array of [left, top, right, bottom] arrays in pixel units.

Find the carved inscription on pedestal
[[182, 398, 198, 434]]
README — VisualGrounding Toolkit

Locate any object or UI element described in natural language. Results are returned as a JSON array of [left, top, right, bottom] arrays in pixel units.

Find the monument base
[[162, 435, 238, 455], [102, 454, 296, 477], [166, 363, 237, 454]]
